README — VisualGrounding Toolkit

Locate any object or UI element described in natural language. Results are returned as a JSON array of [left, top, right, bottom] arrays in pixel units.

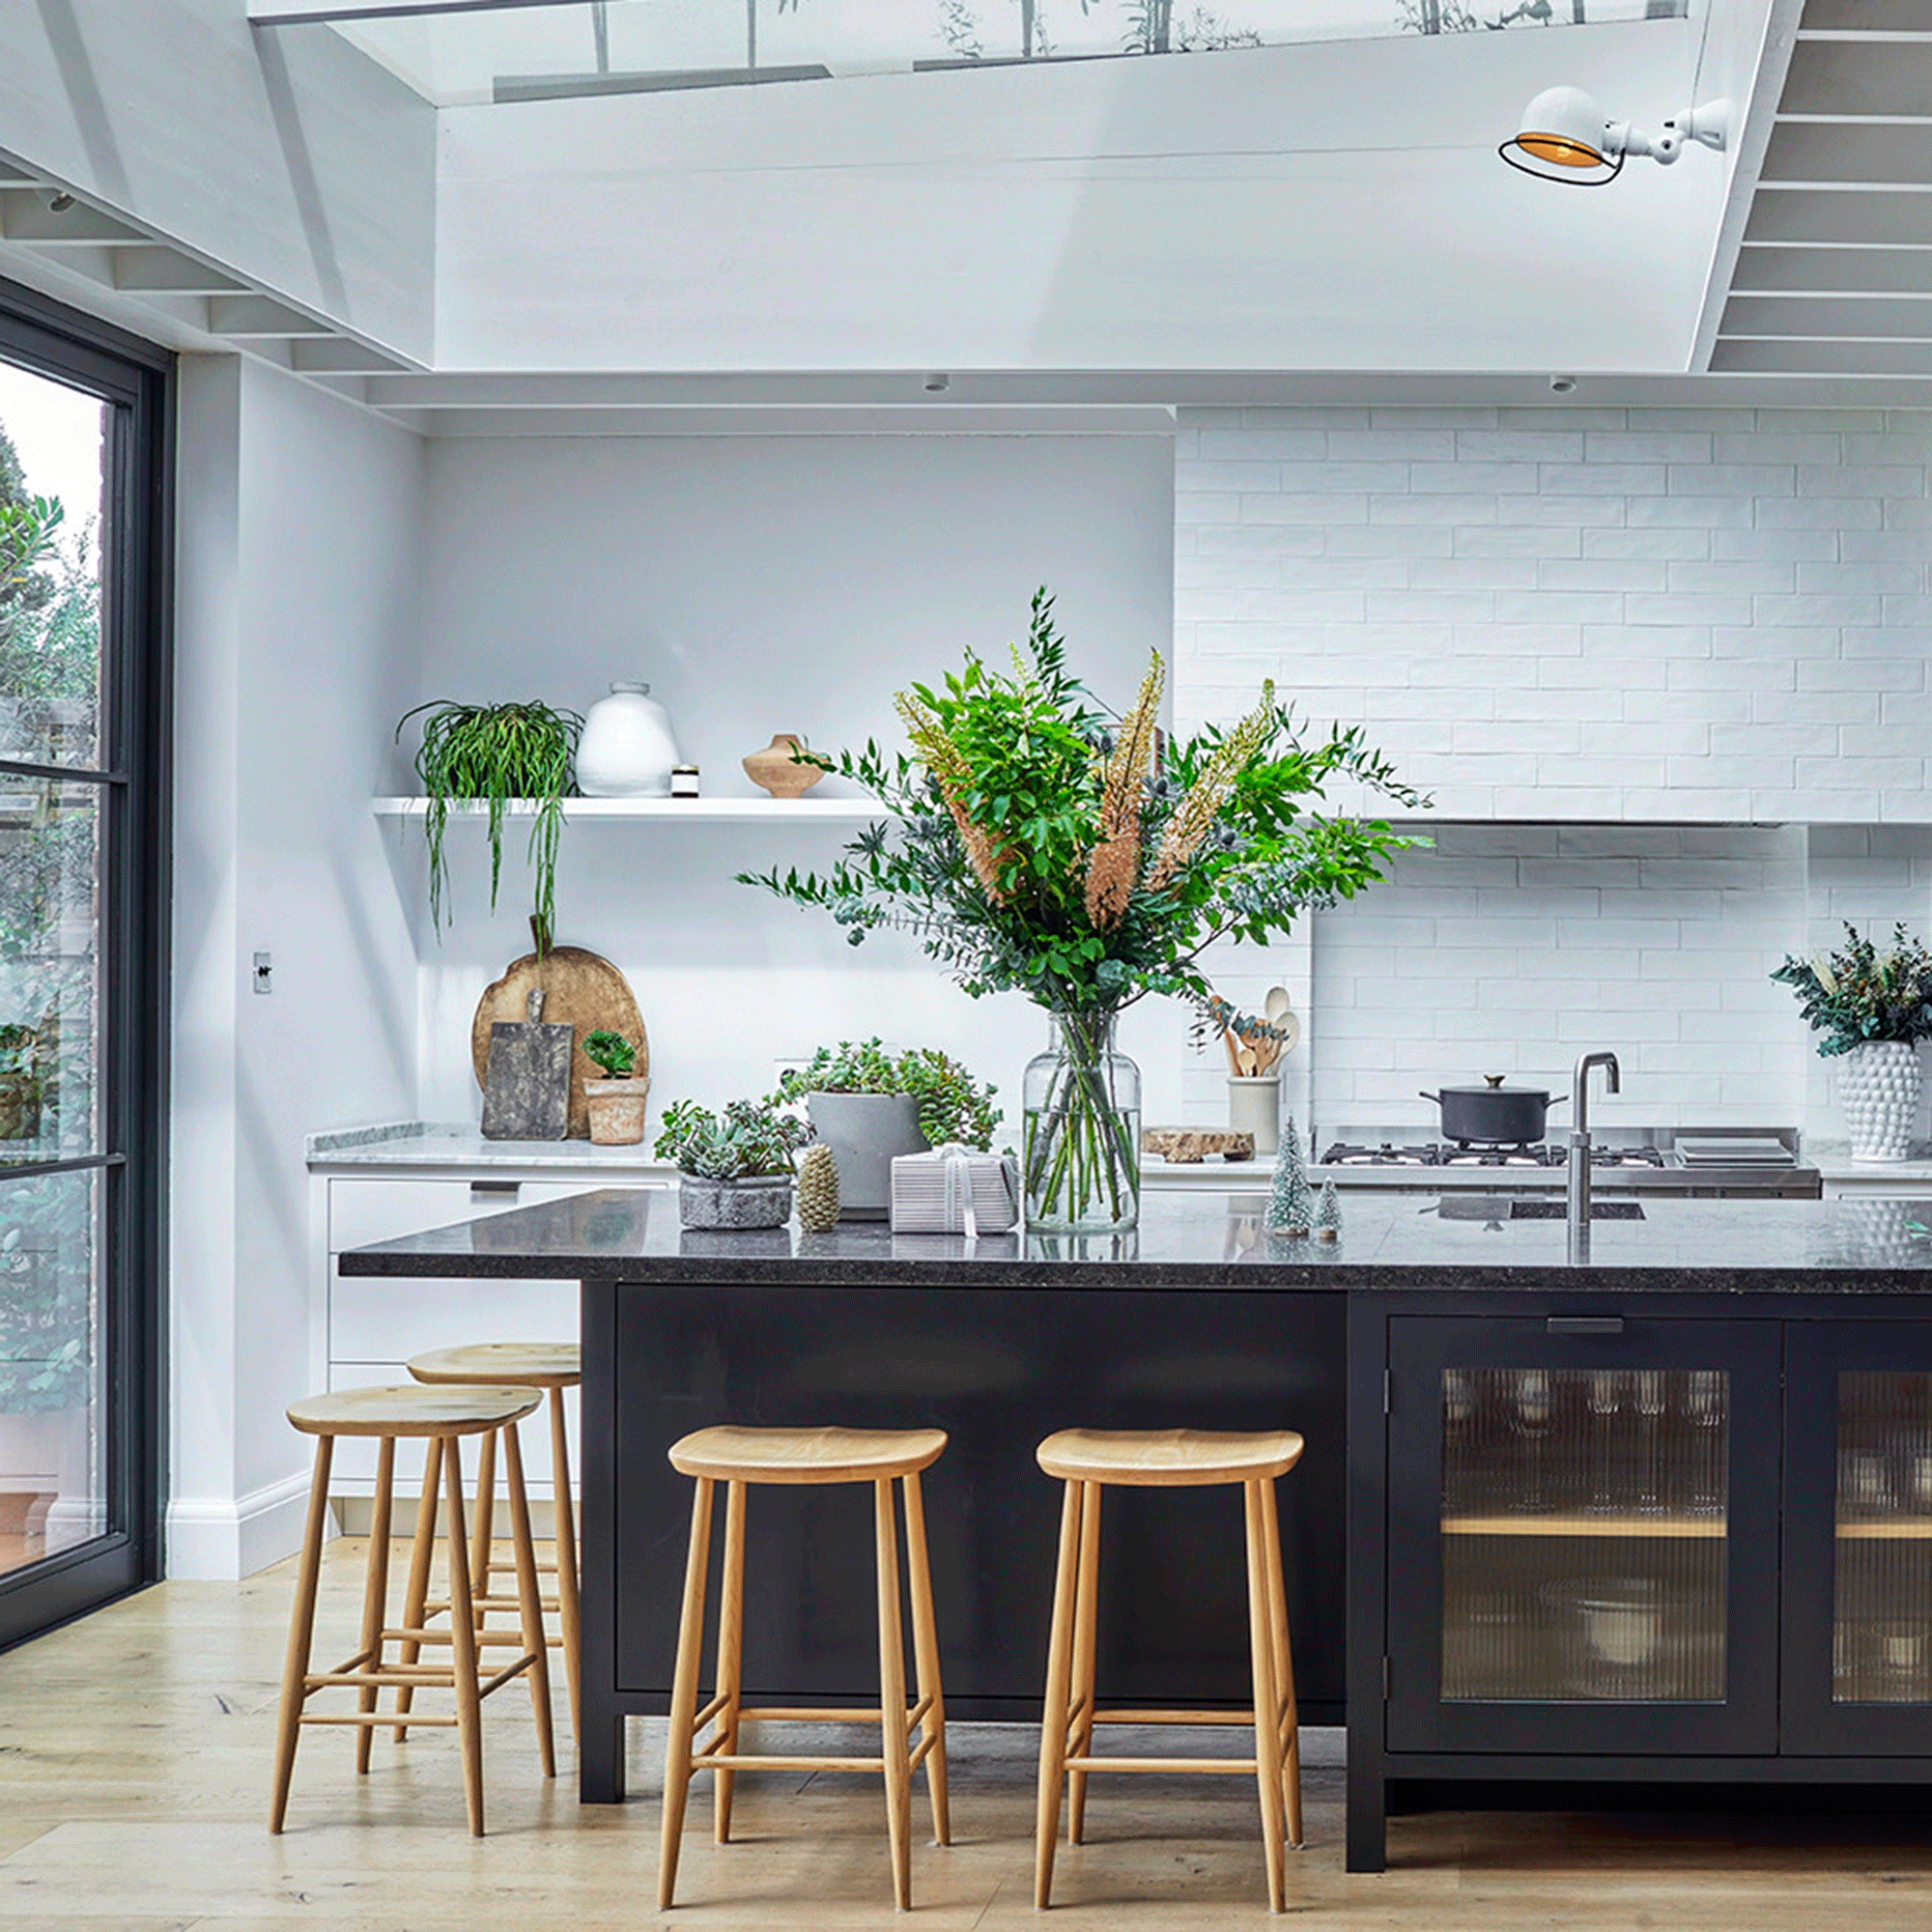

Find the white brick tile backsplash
[[1628, 496, 1753, 528], [1241, 493, 1369, 525], [1760, 497, 1884, 529], [1197, 430, 1326, 460], [1716, 529, 1838, 562], [1540, 560, 1668, 592], [1500, 494, 1632, 527], [1455, 526, 1582, 557], [1584, 527, 1711, 560], [1369, 493, 1499, 526], [1584, 433, 1714, 464], [1714, 433, 1841, 465], [1625, 591, 1754, 626], [1799, 465, 1926, 498]]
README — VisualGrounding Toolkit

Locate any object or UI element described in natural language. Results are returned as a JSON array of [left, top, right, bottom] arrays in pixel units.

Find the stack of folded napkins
[[889, 1145, 1020, 1236]]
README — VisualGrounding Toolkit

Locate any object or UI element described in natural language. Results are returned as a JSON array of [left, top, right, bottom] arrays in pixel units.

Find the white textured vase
[[1838, 1039, 1923, 1162], [576, 681, 682, 797]]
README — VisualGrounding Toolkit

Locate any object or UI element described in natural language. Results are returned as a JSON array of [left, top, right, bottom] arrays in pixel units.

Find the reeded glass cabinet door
[[1387, 1317, 1781, 1756], [1783, 1324, 1932, 1754]]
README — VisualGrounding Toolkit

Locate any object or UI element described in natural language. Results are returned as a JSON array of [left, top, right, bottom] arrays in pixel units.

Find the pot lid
[[1435, 1076, 1554, 1100]]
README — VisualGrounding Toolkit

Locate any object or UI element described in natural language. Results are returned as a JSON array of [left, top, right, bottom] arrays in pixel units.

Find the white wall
[[170, 355, 425, 1578], [0, 0, 435, 356], [403, 430, 1179, 1134], [1175, 404, 1932, 823]]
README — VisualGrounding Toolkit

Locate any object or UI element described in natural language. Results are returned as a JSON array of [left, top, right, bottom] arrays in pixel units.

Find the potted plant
[[395, 697, 583, 952], [776, 1038, 1001, 1221], [581, 1029, 650, 1145], [741, 588, 1422, 1233], [1773, 922, 1932, 1162], [654, 1096, 810, 1229]]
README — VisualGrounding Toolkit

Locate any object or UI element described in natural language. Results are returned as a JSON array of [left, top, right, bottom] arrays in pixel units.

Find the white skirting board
[[165, 1468, 316, 1580]]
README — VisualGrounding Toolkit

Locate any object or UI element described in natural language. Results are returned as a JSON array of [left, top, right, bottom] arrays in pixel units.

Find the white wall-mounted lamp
[[1500, 87, 1731, 185]]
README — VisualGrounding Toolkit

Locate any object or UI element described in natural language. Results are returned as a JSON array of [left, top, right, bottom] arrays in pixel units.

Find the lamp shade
[[1500, 85, 1623, 185]]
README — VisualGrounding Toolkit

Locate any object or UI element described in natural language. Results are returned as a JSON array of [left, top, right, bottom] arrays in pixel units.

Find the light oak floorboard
[[0, 1542, 1929, 1926]]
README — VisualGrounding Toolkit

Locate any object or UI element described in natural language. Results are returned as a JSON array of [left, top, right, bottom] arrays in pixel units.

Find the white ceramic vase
[[1837, 1039, 1922, 1162], [576, 681, 682, 797]]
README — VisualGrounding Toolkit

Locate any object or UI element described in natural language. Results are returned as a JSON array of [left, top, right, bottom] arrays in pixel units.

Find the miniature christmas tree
[[1265, 1114, 1315, 1237], [795, 1142, 841, 1233], [1315, 1178, 1342, 1242]]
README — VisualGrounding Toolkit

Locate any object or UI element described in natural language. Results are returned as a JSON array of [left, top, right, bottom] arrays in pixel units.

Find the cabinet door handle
[[469, 1180, 522, 1197], [1547, 1315, 1624, 1336]]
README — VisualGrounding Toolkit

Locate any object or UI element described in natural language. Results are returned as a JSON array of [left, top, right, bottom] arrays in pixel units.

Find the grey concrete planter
[[805, 1091, 929, 1221], [677, 1174, 794, 1230]]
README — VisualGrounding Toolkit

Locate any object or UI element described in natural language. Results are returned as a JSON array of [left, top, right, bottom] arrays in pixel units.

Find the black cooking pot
[[1419, 1075, 1567, 1146]]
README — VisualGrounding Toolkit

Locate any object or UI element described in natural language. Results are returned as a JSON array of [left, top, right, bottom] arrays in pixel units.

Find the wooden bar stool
[[404, 1343, 582, 1740], [659, 1424, 952, 1912], [270, 1384, 555, 1838], [1033, 1427, 1304, 1913]]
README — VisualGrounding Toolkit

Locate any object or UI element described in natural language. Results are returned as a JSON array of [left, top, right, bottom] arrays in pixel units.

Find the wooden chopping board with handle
[[471, 923, 648, 1140]]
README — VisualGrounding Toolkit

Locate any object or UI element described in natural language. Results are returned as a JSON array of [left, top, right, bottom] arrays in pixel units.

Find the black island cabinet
[[339, 1187, 1932, 1859], [1348, 1286, 1932, 1871]]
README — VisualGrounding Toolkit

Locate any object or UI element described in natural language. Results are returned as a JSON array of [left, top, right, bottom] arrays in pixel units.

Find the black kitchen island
[[341, 1187, 1932, 1865]]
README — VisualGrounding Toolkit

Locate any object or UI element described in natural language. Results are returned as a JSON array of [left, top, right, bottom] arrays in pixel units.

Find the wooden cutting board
[[470, 928, 648, 1140]]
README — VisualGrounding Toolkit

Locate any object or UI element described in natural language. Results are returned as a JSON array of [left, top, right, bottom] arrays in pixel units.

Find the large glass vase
[[1022, 1010, 1141, 1234]]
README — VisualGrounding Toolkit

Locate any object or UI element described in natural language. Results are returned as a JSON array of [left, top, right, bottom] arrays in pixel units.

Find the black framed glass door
[[1385, 1313, 1782, 1757], [0, 280, 169, 1644]]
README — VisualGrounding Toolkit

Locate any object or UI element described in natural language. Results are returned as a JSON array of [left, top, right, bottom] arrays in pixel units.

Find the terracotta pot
[[583, 1076, 650, 1146], [742, 733, 824, 800]]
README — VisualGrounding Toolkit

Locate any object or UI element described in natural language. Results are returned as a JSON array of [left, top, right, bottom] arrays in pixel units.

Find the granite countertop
[[338, 1187, 1932, 1293]]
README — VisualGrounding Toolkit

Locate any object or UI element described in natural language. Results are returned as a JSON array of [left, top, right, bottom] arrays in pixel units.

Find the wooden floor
[[3, 1537, 1932, 1928]]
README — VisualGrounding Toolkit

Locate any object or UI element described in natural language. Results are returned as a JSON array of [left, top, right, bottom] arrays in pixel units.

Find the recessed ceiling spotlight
[[1549, 374, 1577, 395], [923, 372, 951, 394], [1500, 89, 1731, 186], [44, 190, 74, 213]]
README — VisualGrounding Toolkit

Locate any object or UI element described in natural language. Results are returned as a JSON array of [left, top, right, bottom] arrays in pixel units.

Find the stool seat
[[406, 1343, 581, 1389], [668, 1423, 948, 1485], [285, 1385, 538, 1439], [1037, 1426, 1304, 1487]]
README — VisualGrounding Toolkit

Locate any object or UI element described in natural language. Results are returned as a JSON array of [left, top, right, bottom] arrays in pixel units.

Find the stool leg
[[500, 1420, 556, 1780], [659, 1476, 715, 1912], [900, 1470, 950, 1847], [442, 1434, 487, 1837], [713, 1480, 747, 1844], [1034, 1477, 1084, 1910], [270, 1435, 334, 1834], [469, 1425, 497, 1628], [874, 1475, 914, 1912], [549, 1384, 582, 1742], [355, 1435, 397, 1775], [392, 1435, 442, 1743], [1065, 1480, 1102, 1845], [1260, 1475, 1302, 1850], [1243, 1479, 1289, 1913]]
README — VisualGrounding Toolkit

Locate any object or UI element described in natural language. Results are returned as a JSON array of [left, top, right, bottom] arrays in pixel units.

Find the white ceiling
[[8, 0, 1930, 420]]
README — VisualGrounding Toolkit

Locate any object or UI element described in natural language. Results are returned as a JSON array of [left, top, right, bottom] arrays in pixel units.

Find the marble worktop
[[337, 1186, 1932, 1294]]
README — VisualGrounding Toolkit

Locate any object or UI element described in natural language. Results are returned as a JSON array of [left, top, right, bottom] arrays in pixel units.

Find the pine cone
[[796, 1142, 841, 1233]]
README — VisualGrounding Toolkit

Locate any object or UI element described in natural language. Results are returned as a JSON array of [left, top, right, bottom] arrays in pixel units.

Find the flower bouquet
[[740, 590, 1426, 1231]]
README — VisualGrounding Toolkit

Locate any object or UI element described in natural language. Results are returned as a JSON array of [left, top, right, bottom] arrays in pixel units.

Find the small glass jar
[[670, 765, 700, 799], [1021, 1009, 1141, 1235]]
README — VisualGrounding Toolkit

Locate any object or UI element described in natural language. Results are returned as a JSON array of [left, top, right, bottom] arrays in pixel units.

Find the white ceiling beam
[[1722, 292, 1932, 335], [1798, 0, 1932, 34], [110, 249, 249, 296], [1778, 41, 1932, 118], [1746, 189, 1932, 246], [1760, 123, 1932, 186], [1711, 336, 1932, 373], [1733, 244, 1932, 293], [288, 338, 417, 374], [207, 295, 336, 338], [0, 190, 146, 246], [249, 0, 589, 21]]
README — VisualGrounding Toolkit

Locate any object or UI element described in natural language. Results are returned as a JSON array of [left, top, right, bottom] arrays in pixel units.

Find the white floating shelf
[[372, 796, 887, 823]]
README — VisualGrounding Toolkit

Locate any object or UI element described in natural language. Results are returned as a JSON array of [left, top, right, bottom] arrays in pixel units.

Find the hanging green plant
[[395, 698, 583, 952]]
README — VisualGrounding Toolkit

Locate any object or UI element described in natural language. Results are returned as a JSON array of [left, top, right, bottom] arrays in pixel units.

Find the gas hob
[[1313, 1131, 1821, 1198]]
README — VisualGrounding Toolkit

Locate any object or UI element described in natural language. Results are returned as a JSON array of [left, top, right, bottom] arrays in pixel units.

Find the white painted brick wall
[[1174, 406, 1932, 824], [1305, 825, 1810, 1142]]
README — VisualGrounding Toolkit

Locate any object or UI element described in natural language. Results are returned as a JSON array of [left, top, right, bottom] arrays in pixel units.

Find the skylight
[[274, 0, 1692, 108]]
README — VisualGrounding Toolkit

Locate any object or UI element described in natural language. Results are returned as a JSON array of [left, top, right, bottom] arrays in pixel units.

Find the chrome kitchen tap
[[1567, 1050, 1622, 1242]]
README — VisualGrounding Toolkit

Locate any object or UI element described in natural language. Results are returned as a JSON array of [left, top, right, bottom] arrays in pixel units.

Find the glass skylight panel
[[327, 0, 1693, 107]]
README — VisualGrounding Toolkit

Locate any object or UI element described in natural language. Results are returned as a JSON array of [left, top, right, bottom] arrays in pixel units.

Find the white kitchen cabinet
[[309, 1139, 676, 1500]]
